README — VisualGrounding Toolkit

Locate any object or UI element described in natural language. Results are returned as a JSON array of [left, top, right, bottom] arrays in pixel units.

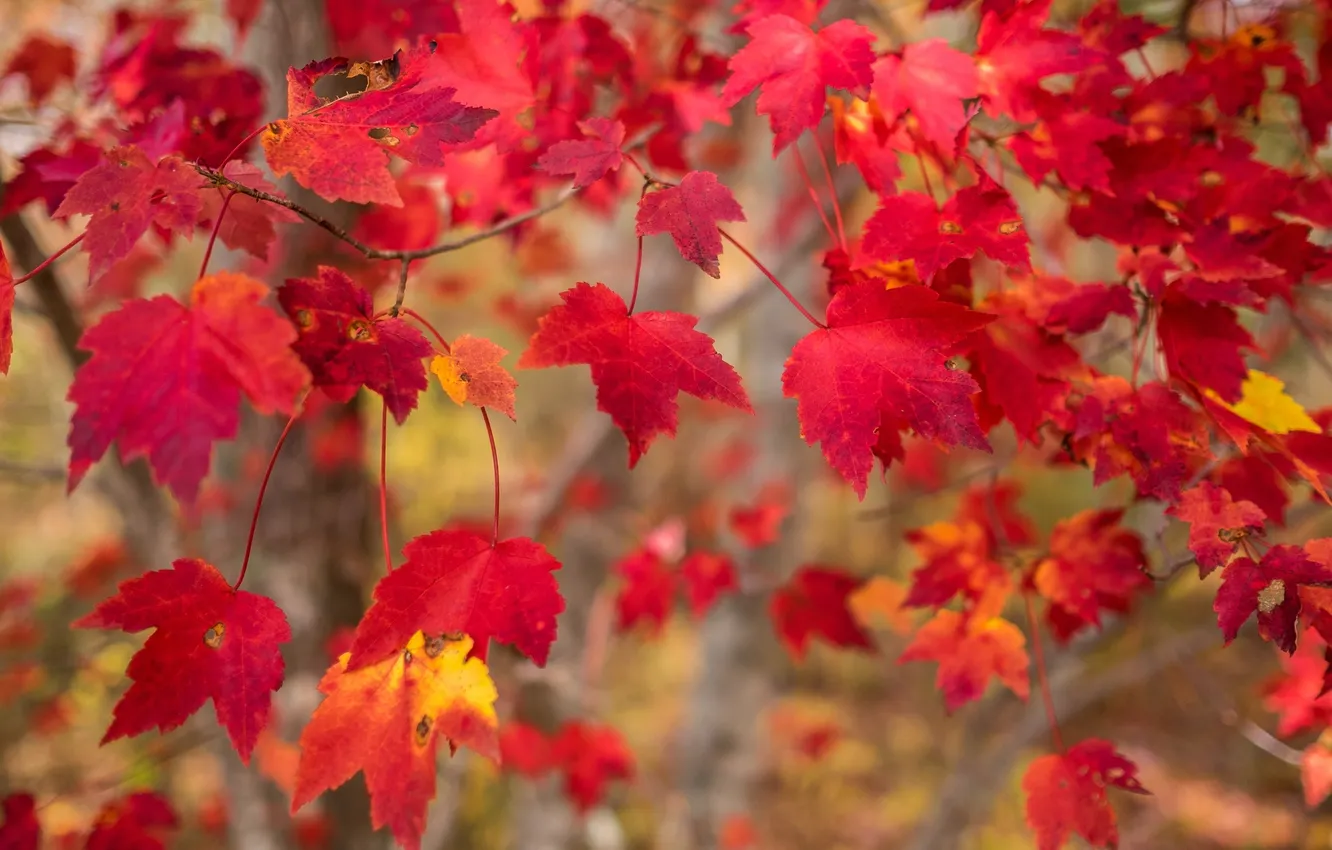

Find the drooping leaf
[[535, 118, 626, 188], [1023, 739, 1148, 850], [348, 527, 563, 669], [770, 565, 875, 660], [520, 282, 752, 466], [899, 609, 1029, 711], [52, 145, 204, 280], [67, 272, 311, 504], [74, 559, 291, 763], [635, 171, 746, 278], [430, 335, 518, 420], [721, 15, 876, 152], [1167, 482, 1267, 576], [261, 47, 496, 205], [198, 161, 301, 261], [1216, 544, 1332, 653], [278, 266, 433, 424], [292, 633, 499, 850], [782, 283, 993, 499]]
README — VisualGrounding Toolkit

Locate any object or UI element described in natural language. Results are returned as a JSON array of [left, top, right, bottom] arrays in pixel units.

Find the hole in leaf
[[367, 127, 391, 140]]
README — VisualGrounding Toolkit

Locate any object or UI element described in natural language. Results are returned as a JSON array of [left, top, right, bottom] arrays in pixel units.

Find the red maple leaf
[[1167, 482, 1267, 576], [1010, 106, 1123, 192], [770, 565, 875, 660], [428, 0, 537, 150], [720, 15, 876, 152], [614, 548, 677, 635], [679, 552, 739, 617], [536, 118, 626, 188], [1043, 280, 1137, 335], [261, 47, 496, 205], [519, 282, 752, 467], [904, 520, 1013, 620], [74, 559, 290, 763], [3, 34, 77, 106], [293, 633, 499, 850], [0, 243, 13, 376], [636, 171, 746, 279], [279, 267, 434, 424], [550, 721, 636, 812], [1032, 509, 1151, 642], [782, 283, 993, 499], [499, 721, 552, 777], [1263, 634, 1332, 737], [1156, 294, 1255, 402], [975, 0, 1103, 120], [899, 609, 1029, 711], [1216, 544, 1332, 654], [872, 39, 979, 152], [85, 792, 178, 850], [67, 272, 311, 504], [861, 177, 1031, 283], [347, 527, 564, 669], [729, 481, 790, 547], [0, 793, 38, 850], [1023, 739, 1148, 850], [53, 145, 203, 280], [198, 161, 301, 261]]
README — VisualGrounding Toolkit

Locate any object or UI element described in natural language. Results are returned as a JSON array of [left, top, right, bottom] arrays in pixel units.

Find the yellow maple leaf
[[1214, 370, 1320, 435]]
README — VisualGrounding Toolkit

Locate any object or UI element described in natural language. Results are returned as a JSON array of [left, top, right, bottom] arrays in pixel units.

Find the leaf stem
[[810, 134, 847, 250], [199, 190, 236, 279], [379, 399, 393, 572], [13, 232, 85, 286], [916, 150, 937, 203], [481, 408, 501, 548], [401, 307, 450, 353], [791, 145, 838, 248], [1023, 592, 1066, 753], [717, 228, 826, 329], [235, 406, 302, 591], [626, 180, 651, 315], [391, 258, 411, 316]]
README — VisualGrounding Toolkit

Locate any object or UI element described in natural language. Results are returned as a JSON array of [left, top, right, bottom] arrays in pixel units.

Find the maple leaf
[[782, 283, 993, 499], [53, 145, 204, 280], [1167, 482, 1266, 576], [1216, 544, 1332, 653], [1211, 370, 1321, 436], [770, 566, 875, 660], [975, 0, 1103, 120], [519, 282, 751, 466], [428, 0, 537, 150], [1023, 739, 1148, 850], [636, 171, 746, 278], [899, 609, 1029, 711], [279, 267, 433, 425], [0, 243, 12, 376], [1010, 108, 1123, 192], [1157, 296, 1255, 402], [1263, 634, 1332, 737], [614, 548, 677, 634], [198, 161, 301, 261], [3, 34, 76, 106], [861, 178, 1030, 283], [729, 481, 790, 547], [499, 721, 552, 777], [348, 527, 563, 669], [871, 39, 979, 152], [550, 721, 636, 812], [292, 632, 500, 850], [536, 118, 626, 189], [680, 552, 739, 617], [74, 559, 290, 763], [67, 272, 311, 504], [430, 335, 518, 420], [85, 792, 178, 850], [1032, 509, 1151, 642], [720, 15, 876, 152], [905, 520, 1013, 621], [261, 48, 497, 205], [0, 793, 38, 850]]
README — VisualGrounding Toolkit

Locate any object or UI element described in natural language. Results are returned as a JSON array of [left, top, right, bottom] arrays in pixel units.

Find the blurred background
[[2, 0, 1331, 848]]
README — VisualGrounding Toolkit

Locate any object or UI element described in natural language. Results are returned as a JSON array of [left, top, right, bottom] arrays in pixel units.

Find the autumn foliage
[[2, 0, 1332, 847]]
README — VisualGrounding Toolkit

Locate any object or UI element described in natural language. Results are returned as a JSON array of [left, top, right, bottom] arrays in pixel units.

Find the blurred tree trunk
[[204, 4, 383, 849]]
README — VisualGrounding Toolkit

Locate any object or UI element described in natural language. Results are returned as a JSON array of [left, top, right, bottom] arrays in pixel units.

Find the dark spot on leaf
[[109, 202, 120, 212], [415, 715, 432, 745], [939, 221, 963, 235], [423, 634, 446, 658], [405, 123, 419, 137], [459, 371, 471, 383], [204, 622, 225, 649], [998, 221, 1023, 235], [368, 127, 391, 140], [403, 648, 414, 666], [295, 309, 314, 330], [347, 319, 374, 342]]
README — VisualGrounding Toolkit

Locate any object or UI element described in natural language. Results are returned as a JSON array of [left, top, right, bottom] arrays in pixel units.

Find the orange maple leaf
[[292, 632, 499, 850], [899, 609, 1029, 711], [430, 335, 518, 420]]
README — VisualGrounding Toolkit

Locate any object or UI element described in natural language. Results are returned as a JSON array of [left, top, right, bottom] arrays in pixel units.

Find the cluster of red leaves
[[3, 0, 1332, 844], [0, 791, 178, 850], [499, 720, 636, 811]]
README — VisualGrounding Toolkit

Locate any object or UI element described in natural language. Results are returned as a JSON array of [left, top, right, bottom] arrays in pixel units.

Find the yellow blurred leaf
[[849, 577, 913, 634], [1216, 370, 1319, 435]]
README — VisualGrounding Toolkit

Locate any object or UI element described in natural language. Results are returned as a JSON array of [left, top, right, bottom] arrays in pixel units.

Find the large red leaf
[[74, 559, 291, 764], [348, 527, 564, 670], [519, 282, 752, 467], [782, 284, 992, 499], [720, 14, 876, 152], [261, 47, 496, 205], [67, 272, 310, 504], [278, 266, 433, 424]]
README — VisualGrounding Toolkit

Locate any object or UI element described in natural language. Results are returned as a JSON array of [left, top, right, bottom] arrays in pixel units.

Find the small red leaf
[[636, 171, 746, 278], [1168, 482, 1267, 576], [770, 565, 875, 660], [1023, 739, 1147, 850], [536, 118, 626, 189]]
